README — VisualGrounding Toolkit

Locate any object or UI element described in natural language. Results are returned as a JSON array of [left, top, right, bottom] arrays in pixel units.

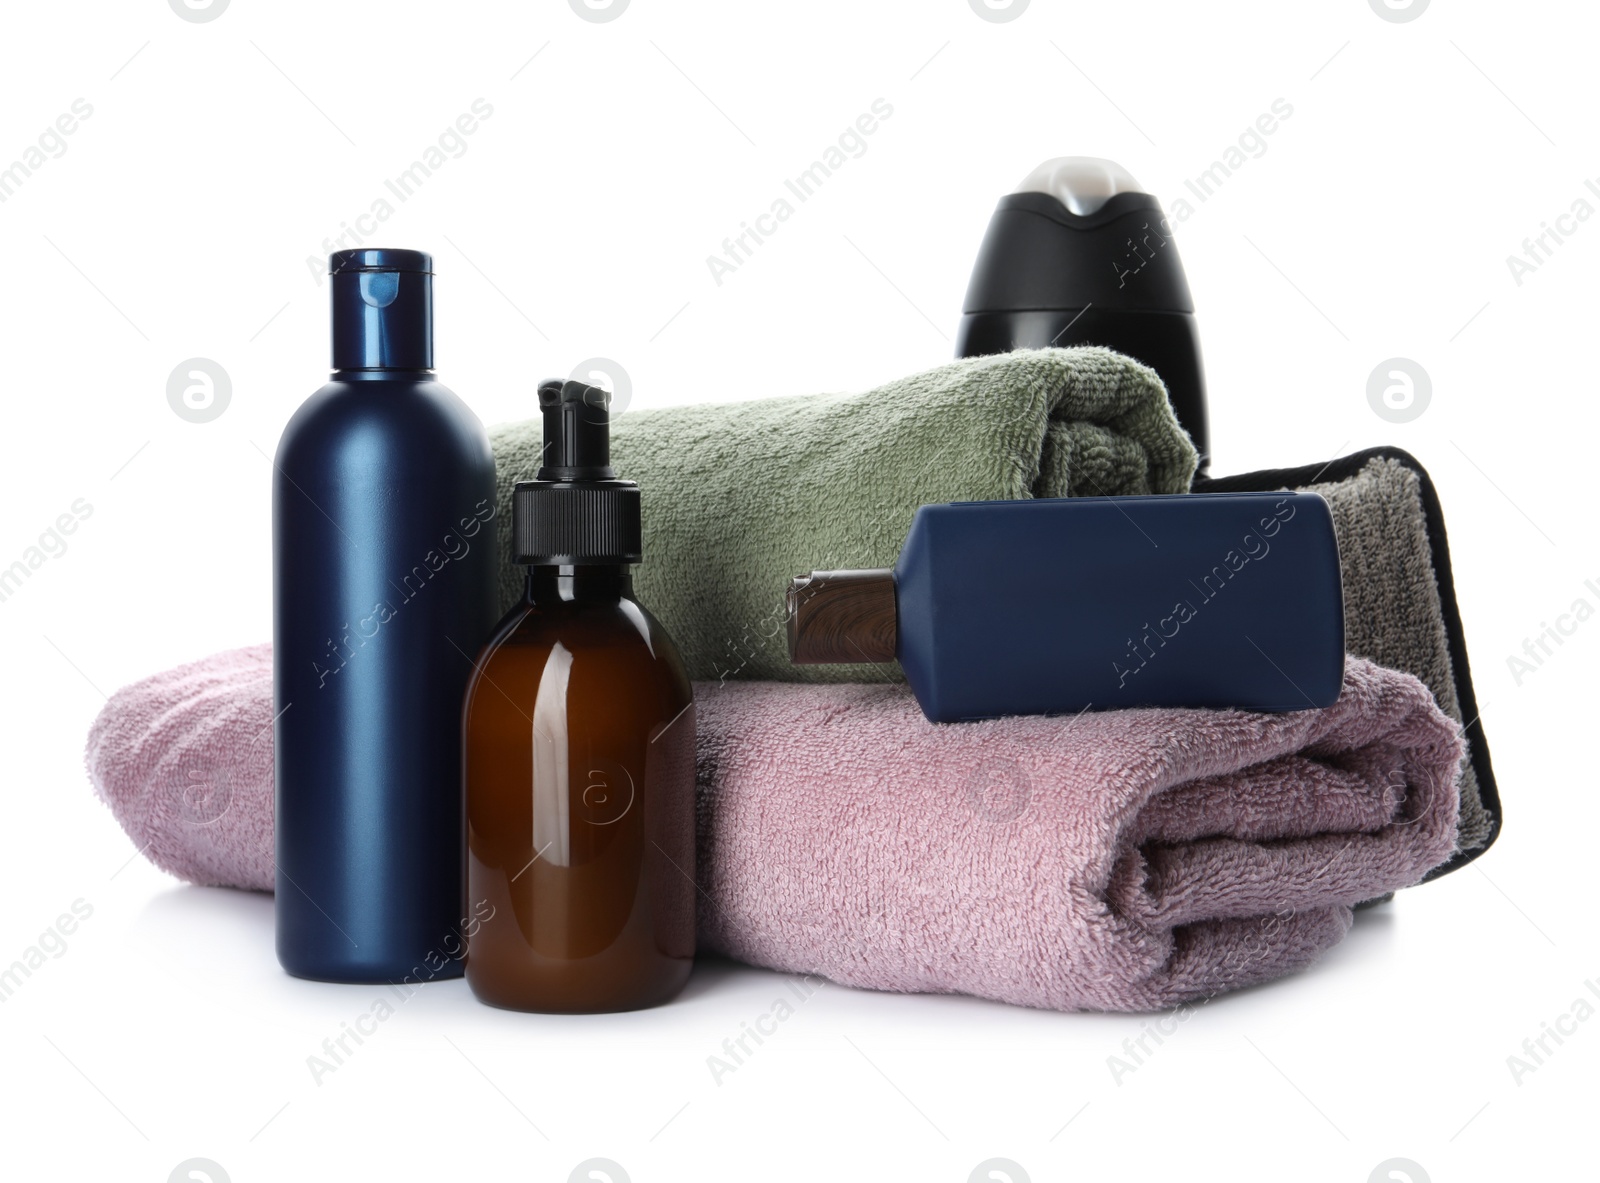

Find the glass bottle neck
[[525, 565, 633, 605]]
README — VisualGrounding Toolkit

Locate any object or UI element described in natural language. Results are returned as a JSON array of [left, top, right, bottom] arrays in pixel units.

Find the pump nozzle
[[536, 378, 618, 482]]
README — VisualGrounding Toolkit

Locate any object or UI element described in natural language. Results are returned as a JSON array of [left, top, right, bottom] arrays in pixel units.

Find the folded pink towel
[[86, 647, 1460, 1011]]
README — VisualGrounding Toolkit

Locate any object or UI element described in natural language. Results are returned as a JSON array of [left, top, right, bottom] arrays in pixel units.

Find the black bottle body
[[956, 306, 1206, 469], [274, 371, 497, 982]]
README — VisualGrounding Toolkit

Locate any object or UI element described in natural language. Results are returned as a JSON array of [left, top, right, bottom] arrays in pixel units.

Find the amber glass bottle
[[463, 379, 695, 1013]]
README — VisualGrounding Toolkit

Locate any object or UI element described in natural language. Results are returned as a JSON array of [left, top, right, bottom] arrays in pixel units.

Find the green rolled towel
[[489, 347, 1197, 682]]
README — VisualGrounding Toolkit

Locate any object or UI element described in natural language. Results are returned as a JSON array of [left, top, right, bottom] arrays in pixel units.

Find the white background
[[1, 1, 1595, 1180]]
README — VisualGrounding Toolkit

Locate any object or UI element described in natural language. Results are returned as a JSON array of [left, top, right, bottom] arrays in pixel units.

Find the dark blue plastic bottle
[[790, 492, 1345, 722], [274, 249, 497, 983]]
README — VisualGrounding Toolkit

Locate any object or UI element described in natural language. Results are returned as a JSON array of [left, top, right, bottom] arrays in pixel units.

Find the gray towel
[[1196, 448, 1499, 876]]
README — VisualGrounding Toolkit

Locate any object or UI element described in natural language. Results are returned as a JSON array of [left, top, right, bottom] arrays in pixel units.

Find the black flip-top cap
[[330, 248, 434, 370], [513, 378, 642, 566]]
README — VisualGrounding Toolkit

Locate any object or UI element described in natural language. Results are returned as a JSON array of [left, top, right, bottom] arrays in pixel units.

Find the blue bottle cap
[[329, 248, 434, 370]]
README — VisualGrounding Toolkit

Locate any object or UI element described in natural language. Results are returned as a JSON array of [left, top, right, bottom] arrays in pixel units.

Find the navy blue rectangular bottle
[[273, 249, 497, 983], [789, 492, 1345, 722]]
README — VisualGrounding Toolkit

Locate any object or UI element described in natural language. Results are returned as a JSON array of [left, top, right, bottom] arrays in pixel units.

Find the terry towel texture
[[85, 645, 276, 893], [1197, 447, 1498, 876], [490, 348, 1197, 683], [86, 647, 1459, 1011]]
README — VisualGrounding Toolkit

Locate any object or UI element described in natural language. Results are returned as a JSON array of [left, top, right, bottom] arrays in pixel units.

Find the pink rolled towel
[[86, 647, 1460, 1011], [87, 644, 276, 893]]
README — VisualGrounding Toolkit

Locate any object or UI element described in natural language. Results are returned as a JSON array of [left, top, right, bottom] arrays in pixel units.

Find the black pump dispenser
[[536, 378, 617, 481], [513, 379, 642, 566]]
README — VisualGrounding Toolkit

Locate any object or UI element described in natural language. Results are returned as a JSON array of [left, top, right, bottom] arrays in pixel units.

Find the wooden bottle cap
[[786, 569, 898, 665]]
